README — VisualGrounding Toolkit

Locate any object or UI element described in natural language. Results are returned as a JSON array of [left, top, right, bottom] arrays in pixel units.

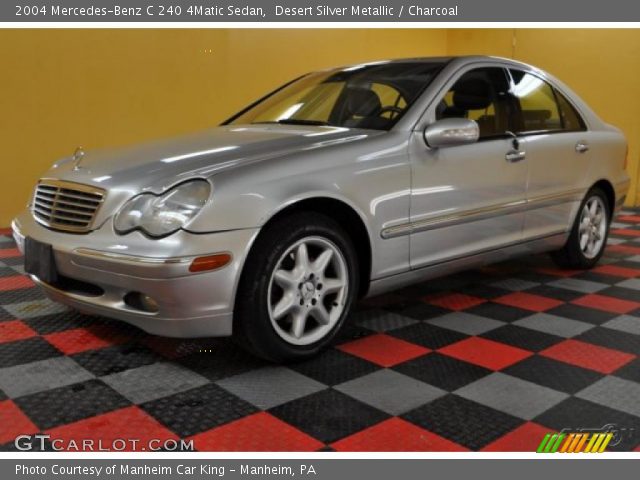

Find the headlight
[[114, 180, 211, 237]]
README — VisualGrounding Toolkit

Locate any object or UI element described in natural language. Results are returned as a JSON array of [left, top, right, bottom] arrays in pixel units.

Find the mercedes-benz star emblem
[[72, 146, 85, 171]]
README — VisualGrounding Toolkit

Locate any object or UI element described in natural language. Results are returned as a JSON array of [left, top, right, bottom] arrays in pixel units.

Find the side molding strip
[[381, 189, 584, 239]]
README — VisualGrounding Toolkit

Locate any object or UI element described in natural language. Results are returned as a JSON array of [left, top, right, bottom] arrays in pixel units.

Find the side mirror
[[424, 118, 480, 148]]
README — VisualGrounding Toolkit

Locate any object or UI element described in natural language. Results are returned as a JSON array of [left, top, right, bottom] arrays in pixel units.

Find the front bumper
[[12, 211, 259, 338]]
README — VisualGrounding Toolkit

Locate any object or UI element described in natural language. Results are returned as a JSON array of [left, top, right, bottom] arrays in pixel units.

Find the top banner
[[3, 0, 640, 22]]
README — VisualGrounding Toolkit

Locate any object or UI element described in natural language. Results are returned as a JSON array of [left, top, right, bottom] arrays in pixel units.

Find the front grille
[[32, 180, 105, 233]]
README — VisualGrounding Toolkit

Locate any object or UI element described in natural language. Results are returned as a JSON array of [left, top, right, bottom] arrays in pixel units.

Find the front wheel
[[234, 212, 359, 362], [551, 187, 610, 269]]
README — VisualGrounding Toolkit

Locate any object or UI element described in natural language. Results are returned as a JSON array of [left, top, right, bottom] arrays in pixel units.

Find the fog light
[[140, 294, 159, 312], [124, 292, 159, 313], [189, 253, 232, 272]]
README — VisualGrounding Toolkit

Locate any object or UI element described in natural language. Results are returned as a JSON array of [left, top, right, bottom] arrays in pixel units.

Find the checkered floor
[[2, 212, 640, 452]]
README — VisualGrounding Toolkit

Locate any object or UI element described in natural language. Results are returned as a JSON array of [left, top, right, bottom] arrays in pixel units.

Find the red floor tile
[[423, 292, 486, 311], [44, 325, 128, 355], [0, 400, 38, 444], [572, 294, 640, 314], [332, 417, 468, 452], [611, 229, 640, 237], [617, 215, 640, 223], [540, 339, 635, 374], [494, 292, 564, 312], [535, 267, 581, 277], [337, 333, 430, 367], [481, 422, 553, 452], [0, 248, 21, 259], [189, 412, 323, 452], [0, 276, 35, 292], [607, 244, 640, 255], [0, 320, 37, 344], [438, 337, 532, 370], [46, 406, 177, 451], [592, 264, 640, 279]]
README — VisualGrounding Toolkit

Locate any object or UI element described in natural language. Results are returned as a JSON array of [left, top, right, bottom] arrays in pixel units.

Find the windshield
[[227, 61, 445, 131]]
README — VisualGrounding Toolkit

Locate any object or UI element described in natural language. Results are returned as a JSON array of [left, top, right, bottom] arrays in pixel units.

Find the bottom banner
[[1, 459, 637, 480]]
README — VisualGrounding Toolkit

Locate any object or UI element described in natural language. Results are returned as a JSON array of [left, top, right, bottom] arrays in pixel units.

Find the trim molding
[[381, 188, 583, 239]]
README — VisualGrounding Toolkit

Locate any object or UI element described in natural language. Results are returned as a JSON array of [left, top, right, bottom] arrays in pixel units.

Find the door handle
[[575, 141, 589, 153], [505, 150, 526, 163]]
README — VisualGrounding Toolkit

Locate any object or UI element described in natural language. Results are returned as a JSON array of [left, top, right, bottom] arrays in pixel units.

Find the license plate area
[[24, 237, 59, 284]]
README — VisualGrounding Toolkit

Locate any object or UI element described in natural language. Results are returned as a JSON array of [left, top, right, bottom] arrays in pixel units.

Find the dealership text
[[15, 464, 316, 477]]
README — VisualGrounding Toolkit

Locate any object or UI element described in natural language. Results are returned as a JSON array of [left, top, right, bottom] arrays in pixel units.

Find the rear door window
[[509, 70, 562, 133], [509, 69, 586, 134]]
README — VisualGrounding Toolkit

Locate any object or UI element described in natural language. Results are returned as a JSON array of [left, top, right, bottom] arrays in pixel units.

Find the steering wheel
[[378, 105, 404, 117]]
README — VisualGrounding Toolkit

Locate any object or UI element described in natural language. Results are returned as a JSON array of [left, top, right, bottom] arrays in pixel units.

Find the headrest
[[453, 78, 492, 111], [345, 87, 382, 117]]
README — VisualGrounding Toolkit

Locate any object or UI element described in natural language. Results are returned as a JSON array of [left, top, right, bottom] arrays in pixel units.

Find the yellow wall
[[1, 28, 639, 226], [0, 29, 448, 226], [448, 28, 640, 207]]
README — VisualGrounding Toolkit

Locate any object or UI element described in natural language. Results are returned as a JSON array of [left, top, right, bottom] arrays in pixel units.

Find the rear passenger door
[[508, 68, 591, 239]]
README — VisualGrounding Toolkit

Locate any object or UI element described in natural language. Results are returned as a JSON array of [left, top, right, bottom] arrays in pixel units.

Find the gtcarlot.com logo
[[14, 434, 194, 451]]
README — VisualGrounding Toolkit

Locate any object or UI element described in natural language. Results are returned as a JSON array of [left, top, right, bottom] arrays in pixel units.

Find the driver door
[[408, 66, 528, 268]]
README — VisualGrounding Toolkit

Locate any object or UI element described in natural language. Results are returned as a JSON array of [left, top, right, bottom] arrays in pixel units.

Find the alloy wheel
[[267, 236, 348, 346], [579, 195, 608, 259]]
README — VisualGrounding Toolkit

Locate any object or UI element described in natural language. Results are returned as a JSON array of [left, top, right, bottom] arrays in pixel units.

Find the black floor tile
[[402, 394, 523, 451], [393, 352, 492, 392], [503, 355, 604, 394], [269, 389, 389, 444], [15, 379, 130, 430], [141, 383, 257, 438]]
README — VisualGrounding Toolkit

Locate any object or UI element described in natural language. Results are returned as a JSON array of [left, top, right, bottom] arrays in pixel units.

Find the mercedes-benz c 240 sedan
[[13, 56, 629, 361]]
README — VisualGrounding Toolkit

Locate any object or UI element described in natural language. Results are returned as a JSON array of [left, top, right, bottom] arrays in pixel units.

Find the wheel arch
[[590, 179, 616, 218], [247, 196, 373, 299]]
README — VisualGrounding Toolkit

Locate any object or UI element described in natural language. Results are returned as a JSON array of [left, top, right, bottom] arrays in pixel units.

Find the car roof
[[340, 55, 538, 71]]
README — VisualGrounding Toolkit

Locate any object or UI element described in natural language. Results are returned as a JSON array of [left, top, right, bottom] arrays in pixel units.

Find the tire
[[233, 212, 359, 362], [551, 187, 611, 269]]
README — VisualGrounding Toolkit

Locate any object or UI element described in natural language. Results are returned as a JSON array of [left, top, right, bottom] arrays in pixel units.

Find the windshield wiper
[[251, 119, 329, 126]]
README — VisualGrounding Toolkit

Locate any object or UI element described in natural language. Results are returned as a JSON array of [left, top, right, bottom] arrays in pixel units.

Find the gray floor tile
[[548, 278, 608, 293], [615, 278, 640, 291], [602, 315, 640, 336], [606, 237, 627, 245], [427, 312, 504, 335], [514, 313, 594, 338], [335, 369, 445, 415], [3, 299, 68, 319], [576, 376, 640, 417], [0, 357, 93, 398], [102, 362, 209, 404], [216, 366, 326, 410], [455, 372, 569, 420], [627, 255, 640, 263]]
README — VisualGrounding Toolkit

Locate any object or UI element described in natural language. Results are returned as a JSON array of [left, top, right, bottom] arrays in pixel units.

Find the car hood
[[49, 124, 382, 192]]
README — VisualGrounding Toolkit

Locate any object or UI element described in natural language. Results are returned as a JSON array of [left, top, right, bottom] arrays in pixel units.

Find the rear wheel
[[551, 187, 610, 269], [234, 212, 359, 362]]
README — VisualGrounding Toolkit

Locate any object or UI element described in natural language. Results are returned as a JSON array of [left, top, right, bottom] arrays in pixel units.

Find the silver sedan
[[12, 56, 630, 361]]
